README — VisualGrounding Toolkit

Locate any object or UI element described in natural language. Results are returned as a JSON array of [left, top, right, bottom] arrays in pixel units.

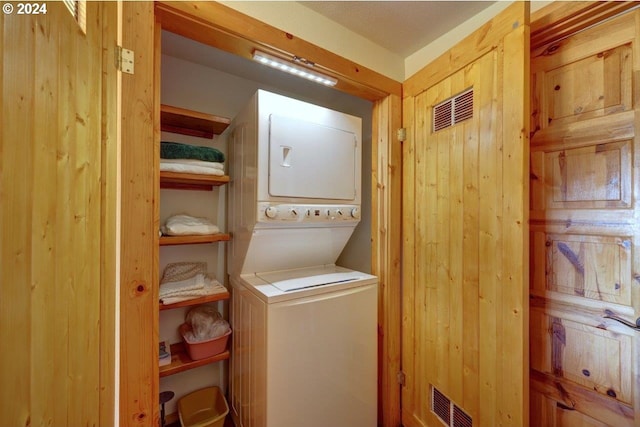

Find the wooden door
[[402, 3, 529, 426], [0, 2, 118, 426], [529, 8, 640, 427]]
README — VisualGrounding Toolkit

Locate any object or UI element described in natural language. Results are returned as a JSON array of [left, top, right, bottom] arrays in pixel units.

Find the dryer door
[[268, 114, 357, 200]]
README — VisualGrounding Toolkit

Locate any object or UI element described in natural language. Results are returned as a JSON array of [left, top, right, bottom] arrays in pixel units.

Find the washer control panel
[[257, 202, 361, 223]]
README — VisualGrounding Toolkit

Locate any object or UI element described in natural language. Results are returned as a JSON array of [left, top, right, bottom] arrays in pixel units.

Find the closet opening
[[157, 28, 375, 421]]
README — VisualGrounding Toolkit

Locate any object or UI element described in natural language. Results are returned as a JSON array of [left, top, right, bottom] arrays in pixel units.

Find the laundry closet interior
[[156, 27, 375, 423]]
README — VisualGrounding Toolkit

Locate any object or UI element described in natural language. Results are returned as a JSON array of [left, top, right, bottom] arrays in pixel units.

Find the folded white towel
[[162, 278, 225, 298], [163, 214, 220, 236], [160, 162, 224, 176], [160, 277, 227, 304], [160, 159, 224, 170], [161, 261, 208, 284], [159, 273, 207, 298], [160, 295, 202, 305]]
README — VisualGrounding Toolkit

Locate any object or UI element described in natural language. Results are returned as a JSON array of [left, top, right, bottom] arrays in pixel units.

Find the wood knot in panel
[[130, 281, 148, 297]]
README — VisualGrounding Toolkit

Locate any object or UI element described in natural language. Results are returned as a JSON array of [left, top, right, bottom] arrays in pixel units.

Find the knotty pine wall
[[0, 3, 117, 426]]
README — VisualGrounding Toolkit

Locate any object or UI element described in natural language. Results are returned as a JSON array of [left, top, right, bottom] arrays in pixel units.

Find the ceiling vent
[[431, 385, 473, 427], [433, 88, 474, 132]]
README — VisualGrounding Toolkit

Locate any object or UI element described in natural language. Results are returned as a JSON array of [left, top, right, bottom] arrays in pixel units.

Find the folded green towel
[[161, 141, 225, 163]]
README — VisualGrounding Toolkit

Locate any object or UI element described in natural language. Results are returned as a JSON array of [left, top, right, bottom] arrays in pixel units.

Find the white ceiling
[[297, 1, 496, 57]]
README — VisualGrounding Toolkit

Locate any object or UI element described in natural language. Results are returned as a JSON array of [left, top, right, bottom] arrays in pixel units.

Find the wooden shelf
[[160, 291, 230, 311], [159, 234, 231, 246], [160, 171, 229, 191], [158, 105, 232, 380], [160, 342, 230, 377], [160, 104, 230, 138]]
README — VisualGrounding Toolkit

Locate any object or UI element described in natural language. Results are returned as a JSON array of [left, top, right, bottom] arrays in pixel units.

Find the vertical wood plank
[[371, 93, 402, 427], [477, 49, 501, 427], [449, 72, 465, 404], [371, 94, 381, 423], [435, 84, 451, 393], [100, 2, 119, 426], [632, 11, 640, 426], [31, 6, 60, 425], [401, 93, 416, 422], [1, 11, 34, 427], [500, 21, 530, 427], [120, 1, 158, 425], [2, 3, 113, 426], [73, 2, 103, 423], [55, 11, 76, 424], [420, 87, 439, 425], [415, 86, 438, 425], [462, 61, 480, 418], [413, 91, 429, 423]]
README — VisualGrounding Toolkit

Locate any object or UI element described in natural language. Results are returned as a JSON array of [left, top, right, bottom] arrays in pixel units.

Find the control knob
[[350, 207, 360, 219], [265, 206, 278, 219]]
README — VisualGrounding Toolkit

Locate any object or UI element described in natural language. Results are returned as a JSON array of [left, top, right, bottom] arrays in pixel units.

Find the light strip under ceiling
[[252, 50, 338, 87]]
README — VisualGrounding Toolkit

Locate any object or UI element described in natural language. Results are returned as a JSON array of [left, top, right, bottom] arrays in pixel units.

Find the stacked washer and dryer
[[227, 90, 378, 427]]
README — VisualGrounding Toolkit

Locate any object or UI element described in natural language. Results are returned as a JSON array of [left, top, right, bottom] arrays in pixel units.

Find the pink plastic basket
[[179, 323, 231, 360]]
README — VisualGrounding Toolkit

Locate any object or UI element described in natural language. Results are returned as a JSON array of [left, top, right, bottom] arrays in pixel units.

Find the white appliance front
[[230, 268, 377, 427], [227, 92, 377, 427], [227, 90, 363, 276], [268, 114, 357, 200]]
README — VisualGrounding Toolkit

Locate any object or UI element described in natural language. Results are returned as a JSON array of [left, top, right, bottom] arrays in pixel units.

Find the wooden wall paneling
[[120, 1, 158, 425], [530, 1, 639, 51], [476, 50, 501, 427], [99, 2, 119, 426], [447, 71, 464, 408], [529, 5, 640, 426], [1, 10, 35, 426], [400, 93, 416, 424], [545, 233, 631, 305], [499, 21, 530, 427], [72, 3, 103, 423], [460, 63, 480, 420], [531, 368, 635, 426], [58, 15, 78, 420], [0, 13, 4, 422], [434, 77, 452, 399], [1, 3, 113, 425], [418, 86, 439, 426], [631, 9, 640, 426], [403, 3, 528, 98], [371, 94, 402, 427], [371, 97, 381, 424], [401, 3, 529, 427], [531, 309, 633, 403], [531, 389, 613, 427], [33, 7, 61, 425]]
